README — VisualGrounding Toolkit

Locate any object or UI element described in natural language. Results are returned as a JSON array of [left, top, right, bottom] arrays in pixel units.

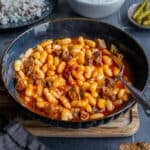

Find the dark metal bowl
[[1, 18, 149, 128]]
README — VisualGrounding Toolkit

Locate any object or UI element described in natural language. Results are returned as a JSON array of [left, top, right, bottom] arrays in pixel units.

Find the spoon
[[117, 65, 150, 116]]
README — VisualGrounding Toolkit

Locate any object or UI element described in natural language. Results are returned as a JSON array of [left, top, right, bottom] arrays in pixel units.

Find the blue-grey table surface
[[0, 0, 150, 149]]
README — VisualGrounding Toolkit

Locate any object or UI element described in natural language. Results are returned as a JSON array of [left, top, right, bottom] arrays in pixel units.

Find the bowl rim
[[69, 0, 125, 6], [1, 18, 149, 128]]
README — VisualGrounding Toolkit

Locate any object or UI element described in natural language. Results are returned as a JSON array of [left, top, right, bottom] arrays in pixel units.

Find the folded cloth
[[0, 120, 49, 150]]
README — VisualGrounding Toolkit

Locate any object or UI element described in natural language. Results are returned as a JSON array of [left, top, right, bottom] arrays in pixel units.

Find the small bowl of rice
[[67, 0, 125, 18], [0, 0, 57, 28]]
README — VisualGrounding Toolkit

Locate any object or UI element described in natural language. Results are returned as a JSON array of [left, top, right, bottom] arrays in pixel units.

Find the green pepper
[[143, 20, 150, 26], [47, 80, 52, 87], [110, 44, 118, 54], [80, 90, 85, 98], [135, 18, 142, 24], [137, 10, 150, 20], [133, 0, 147, 19], [144, 0, 149, 11]]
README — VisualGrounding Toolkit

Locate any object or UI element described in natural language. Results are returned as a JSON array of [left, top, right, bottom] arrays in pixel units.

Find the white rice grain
[[0, 0, 48, 25]]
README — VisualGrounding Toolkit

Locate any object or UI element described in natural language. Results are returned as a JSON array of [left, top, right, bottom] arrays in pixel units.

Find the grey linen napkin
[[0, 117, 49, 150]]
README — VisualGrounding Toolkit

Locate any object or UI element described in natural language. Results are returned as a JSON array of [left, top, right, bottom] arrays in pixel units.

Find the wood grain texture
[[25, 106, 139, 137], [0, 95, 139, 137], [119, 142, 150, 150]]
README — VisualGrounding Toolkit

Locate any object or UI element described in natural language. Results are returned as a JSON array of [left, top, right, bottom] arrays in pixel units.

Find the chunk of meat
[[63, 67, 71, 80], [102, 86, 112, 97], [85, 58, 93, 65], [67, 85, 81, 101], [105, 77, 116, 87], [29, 72, 40, 81], [92, 50, 103, 66], [92, 106, 100, 113], [15, 79, 27, 91], [23, 58, 34, 76], [49, 104, 62, 120], [53, 49, 62, 57], [80, 110, 89, 121], [61, 50, 71, 61], [101, 86, 116, 101], [63, 67, 76, 85], [71, 108, 80, 120], [96, 39, 107, 49], [35, 79, 45, 86]]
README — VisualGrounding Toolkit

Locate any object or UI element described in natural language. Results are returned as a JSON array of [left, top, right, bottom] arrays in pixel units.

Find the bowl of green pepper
[[128, 0, 150, 29]]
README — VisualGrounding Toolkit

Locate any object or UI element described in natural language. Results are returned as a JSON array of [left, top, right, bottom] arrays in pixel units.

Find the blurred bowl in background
[[67, 0, 125, 18], [128, 3, 150, 29]]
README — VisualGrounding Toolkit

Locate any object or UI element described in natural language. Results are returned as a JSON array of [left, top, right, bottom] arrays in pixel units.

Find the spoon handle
[[118, 77, 150, 116]]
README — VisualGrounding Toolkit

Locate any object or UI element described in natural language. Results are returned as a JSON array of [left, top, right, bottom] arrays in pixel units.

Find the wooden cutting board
[[0, 91, 139, 137]]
